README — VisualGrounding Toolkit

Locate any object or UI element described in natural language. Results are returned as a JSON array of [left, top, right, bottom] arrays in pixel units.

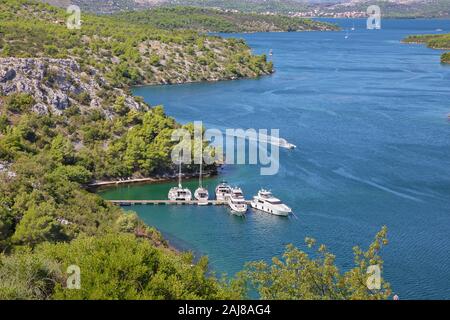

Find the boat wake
[[333, 168, 423, 203], [225, 131, 296, 150]]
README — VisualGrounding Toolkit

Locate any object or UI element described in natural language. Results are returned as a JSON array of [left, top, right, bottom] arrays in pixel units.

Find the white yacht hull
[[250, 201, 291, 216], [168, 195, 192, 201], [228, 201, 247, 215], [216, 193, 228, 202], [229, 207, 247, 216]]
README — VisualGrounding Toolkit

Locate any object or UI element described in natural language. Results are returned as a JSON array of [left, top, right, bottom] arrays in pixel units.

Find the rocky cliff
[[0, 58, 143, 116]]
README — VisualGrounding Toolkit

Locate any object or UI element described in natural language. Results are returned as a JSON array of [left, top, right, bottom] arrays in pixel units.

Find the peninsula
[[403, 33, 450, 64]]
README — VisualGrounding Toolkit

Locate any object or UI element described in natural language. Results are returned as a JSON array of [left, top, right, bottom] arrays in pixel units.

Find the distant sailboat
[[269, 49, 273, 56], [351, 21, 355, 31]]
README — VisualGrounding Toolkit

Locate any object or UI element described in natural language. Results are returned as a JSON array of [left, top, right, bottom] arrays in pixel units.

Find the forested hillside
[[1, 1, 274, 86]]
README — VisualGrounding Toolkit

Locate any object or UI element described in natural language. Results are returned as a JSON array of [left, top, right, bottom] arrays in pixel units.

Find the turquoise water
[[100, 19, 450, 299]]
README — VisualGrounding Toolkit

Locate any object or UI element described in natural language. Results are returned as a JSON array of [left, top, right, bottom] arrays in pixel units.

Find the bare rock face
[[0, 57, 144, 115]]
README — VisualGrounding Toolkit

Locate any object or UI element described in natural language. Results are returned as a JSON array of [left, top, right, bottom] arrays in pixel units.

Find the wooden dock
[[107, 200, 251, 206]]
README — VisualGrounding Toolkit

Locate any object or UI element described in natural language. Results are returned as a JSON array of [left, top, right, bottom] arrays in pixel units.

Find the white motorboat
[[168, 162, 192, 201], [279, 140, 296, 149], [227, 187, 248, 215], [215, 181, 231, 201], [250, 189, 292, 216]]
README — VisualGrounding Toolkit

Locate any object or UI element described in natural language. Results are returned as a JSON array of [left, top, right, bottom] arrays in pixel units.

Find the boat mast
[[178, 151, 182, 188], [199, 141, 203, 188]]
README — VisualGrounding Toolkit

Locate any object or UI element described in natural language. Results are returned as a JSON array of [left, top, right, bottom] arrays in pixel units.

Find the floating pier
[[107, 200, 251, 206]]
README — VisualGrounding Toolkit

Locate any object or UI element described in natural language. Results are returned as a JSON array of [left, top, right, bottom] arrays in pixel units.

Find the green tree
[[115, 212, 140, 233], [51, 165, 92, 185], [149, 54, 160, 66], [40, 234, 234, 300], [113, 96, 129, 116], [50, 134, 75, 165], [11, 203, 64, 247], [0, 205, 14, 251], [0, 250, 61, 300], [237, 227, 391, 300], [4, 93, 35, 113], [441, 52, 450, 64], [0, 114, 9, 134]]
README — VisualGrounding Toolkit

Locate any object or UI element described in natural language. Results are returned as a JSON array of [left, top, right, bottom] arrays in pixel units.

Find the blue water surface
[[101, 19, 450, 299]]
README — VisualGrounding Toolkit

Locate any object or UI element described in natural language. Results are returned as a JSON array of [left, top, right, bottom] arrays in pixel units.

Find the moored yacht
[[194, 187, 209, 205], [194, 156, 209, 205], [215, 181, 231, 201], [250, 189, 292, 216], [168, 186, 192, 201], [227, 187, 248, 215], [168, 162, 192, 201]]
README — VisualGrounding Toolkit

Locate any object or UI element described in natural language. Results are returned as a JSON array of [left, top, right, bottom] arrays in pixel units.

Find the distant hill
[[328, 0, 450, 18], [41, 0, 450, 17], [42, 0, 161, 13], [113, 6, 340, 32], [41, 0, 319, 14]]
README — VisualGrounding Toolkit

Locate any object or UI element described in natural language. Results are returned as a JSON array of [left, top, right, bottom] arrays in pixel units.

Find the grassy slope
[[113, 6, 339, 32], [403, 33, 450, 64]]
